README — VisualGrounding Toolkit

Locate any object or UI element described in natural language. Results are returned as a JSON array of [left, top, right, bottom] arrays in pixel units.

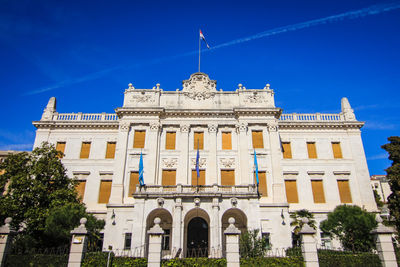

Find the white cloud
[[367, 153, 388, 160], [0, 143, 33, 151]]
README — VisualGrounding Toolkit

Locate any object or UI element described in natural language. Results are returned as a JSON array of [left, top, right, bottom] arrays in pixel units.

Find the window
[[222, 132, 232, 150], [75, 181, 86, 202], [165, 132, 176, 150], [285, 180, 299, 203], [194, 132, 204, 150], [256, 171, 267, 197], [191, 170, 205, 186], [311, 180, 325, 203], [133, 130, 146, 148], [162, 229, 170, 250], [124, 233, 132, 250], [252, 130, 264, 149], [221, 170, 235, 186], [332, 142, 343, 159], [98, 180, 112, 203], [282, 142, 292, 159], [129, 172, 139, 196], [307, 142, 317, 159], [337, 180, 352, 203], [56, 142, 66, 158], [80, 142, 91, 159], [105, 142, 116, 159], [262, 233, 271, 249], [162, 170, 176, 186]]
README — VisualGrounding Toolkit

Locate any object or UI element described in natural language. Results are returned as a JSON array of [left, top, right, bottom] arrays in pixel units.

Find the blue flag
[[139, 151, 144, 186], [254, 149, 259, 186], [196, 140, 200, 178]]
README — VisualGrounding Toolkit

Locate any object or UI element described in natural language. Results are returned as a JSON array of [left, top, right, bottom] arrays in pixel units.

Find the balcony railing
[[53, 113, 118, 121], [279, 113, 344, 122]]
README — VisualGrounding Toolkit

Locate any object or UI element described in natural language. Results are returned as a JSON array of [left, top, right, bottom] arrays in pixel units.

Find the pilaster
[[147, 122, 161, 184], [207, 124, 218, 184], [171, 198, 183, 253], [210, 197, 220, 252], [177, 125, 190, 184], [236, 123, 249, 185]]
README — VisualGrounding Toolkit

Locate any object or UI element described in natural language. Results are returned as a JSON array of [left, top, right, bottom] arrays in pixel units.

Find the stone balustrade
[[280, 113, 345, 122], [52, 112, 118, 121]]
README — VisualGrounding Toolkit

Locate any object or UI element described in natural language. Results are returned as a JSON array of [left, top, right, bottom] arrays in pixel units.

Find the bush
[[318, 249, 381, 267], [6, 254, 68, 267], [162, 258, 226, 266], [240, 257, 304, 266]]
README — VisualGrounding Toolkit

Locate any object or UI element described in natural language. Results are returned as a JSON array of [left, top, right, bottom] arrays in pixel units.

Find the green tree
[[320, 205, 377, 252], [0, 142, 104, 249], [290, 209, 316, 247], [373, 189, 384, 208], [382, 136, 400, 238], [239, 229, 268, 258]]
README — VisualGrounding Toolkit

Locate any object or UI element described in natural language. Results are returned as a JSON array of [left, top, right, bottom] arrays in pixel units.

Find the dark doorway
[[186, 217, 208, 257]]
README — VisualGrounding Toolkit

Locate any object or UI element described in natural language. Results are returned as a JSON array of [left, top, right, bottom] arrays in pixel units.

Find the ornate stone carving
[[157, 198, 164, 207], [191, 158, 206, 168], [180, 124, 190, 133], [119, 122, 130, 132], [162, 158, 178, 168], [129, 93, 155, 103], [208, 124, 218, 133], [182, 73, 217, 100], [149, 122, 160, 132], [268, 121, 278, 132], [236, 123, 247, 133], [243, 92, 266, 103], [220, 158, 235, 168]]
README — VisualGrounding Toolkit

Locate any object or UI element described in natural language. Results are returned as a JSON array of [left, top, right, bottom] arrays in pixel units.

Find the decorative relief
[[243, 93, 266, 103], [162, 158, 178, 168], [236, 123, 248, 133], [268, 121, 278, 132], [191, 158, 206, 168], [119, 122, 130, 132], [208, 124, 218, 133], [129, 94, 155, 103], [182, 73, 217, 100], [220, 158, 235, 168], [149, 122, 160, 132], [180, 124, 190, 133]]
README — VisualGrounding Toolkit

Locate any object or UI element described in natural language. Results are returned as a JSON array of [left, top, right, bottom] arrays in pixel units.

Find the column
[[371, 215, 398, 267], [171, 198, 183, 255], [224, 217, 241, 267], [0, 218, 15, 266], [177, 124, 190, 184], [147, 218, 164, 267], [267, 121, 286, 202], [109, 121, 130, 204], [236, 122, 249, 185], [299, 218, 319, 267], [68, 218, 89, 267], [207, 124, 218, 185], [210, 197, 220, 256], [147, 122, 160, 184]]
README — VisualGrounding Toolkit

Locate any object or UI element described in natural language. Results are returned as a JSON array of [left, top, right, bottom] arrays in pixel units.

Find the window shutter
[[165, 132, 176, 150], [129, 172, 139, 196], [222, 132, 232, 150], [162, 170, 176, 186], [307, 142, 317, 159], [98, 180, 112, 203], [332, 142, 343, 159], [311, 180, 325, 203], [75, 181, 86, 202], [80, 142, 91, 159], [337, 180, 352, 203], [252, 131, 264, 149], [56, 142, 66, 158], [221, 170, 235, 186], [105, 142, 116, 159], [133, 130, 146, 148], [285, 180, 299, 203], [282, 142, 292, 159], [194, 132, 204, 150], [191, 170, 205, 186], [257, 172, 267, 197]]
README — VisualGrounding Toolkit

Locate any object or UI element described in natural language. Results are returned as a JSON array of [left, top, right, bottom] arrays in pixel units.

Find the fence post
[[370, 215, 398, 267], [147, 217, 164, 267], [68, 218, 89, 267], [0, 218, 15, 267], [224, 217, 241, 267], [299, 218, 319, 267]]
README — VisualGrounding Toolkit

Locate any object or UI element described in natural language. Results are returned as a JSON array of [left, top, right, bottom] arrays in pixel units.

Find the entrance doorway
[[186, 217, 208, 257]]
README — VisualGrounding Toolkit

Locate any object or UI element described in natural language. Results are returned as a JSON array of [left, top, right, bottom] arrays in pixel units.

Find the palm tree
[[290, 209, 316, 247]]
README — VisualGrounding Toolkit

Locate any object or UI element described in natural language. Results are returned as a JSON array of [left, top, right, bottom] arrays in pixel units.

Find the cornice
[[278, 121, 364, 130], [33, 121, 119, 130], [233, 107, 282, 118]]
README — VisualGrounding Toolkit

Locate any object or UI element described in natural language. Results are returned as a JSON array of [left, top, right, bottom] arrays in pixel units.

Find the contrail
[[25, 1, 400, 95]]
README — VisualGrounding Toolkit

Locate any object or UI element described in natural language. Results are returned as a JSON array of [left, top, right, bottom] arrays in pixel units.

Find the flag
[[200, 30, 210, 49], [196, 140, 200, 179], [139, 151, 144, 186], [254, 149, 259, 186]]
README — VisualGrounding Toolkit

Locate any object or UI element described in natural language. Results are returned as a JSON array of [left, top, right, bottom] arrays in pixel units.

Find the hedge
[[318, 249, 382, 267], [5, 254, 68, 267], [240, 257, 304, 266]]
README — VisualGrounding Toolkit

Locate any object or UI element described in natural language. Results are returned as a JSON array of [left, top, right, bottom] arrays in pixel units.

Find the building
[[33, 72, 377, 255], [371, 175, 391, 203]]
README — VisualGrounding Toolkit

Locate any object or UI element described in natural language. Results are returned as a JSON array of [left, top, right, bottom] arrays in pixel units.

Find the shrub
[[318, 249, 381, 267], [5, 254, 68, 267]]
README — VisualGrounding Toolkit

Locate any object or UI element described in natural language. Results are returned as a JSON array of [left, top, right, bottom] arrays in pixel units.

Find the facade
[[33, 72, 377, 255], [371, 175, 392, 203]]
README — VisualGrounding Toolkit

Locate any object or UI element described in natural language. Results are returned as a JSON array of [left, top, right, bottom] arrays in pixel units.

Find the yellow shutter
[[105, 142, 116, 159], [311, 180, 325, 203], [282, 142, 292, 159], [307, 142, 317, 159], [285, 180, 299, 203], [165, 132, 176, 150], [56, 142, 66, 158], [98, 180, 112, 203], [129, 172, 139, 196], [221, 170, 235, 186], [191, 170, 206, 186], [194, 132, 204, 150], [256, 172, 267, 197], [133, 130, 146, 148], [222, 132, 232, 150], [337, 180, 352, 203], [75, 181, 86, 202], [80, 142, 91, 159], [162, 170, 176, 186], [332, 142, 343, 159], [252, 131, 264, 149]]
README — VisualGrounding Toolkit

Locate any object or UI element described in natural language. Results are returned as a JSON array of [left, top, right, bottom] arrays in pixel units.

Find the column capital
[[208, 124, 218, 133], [119, 122, 130, 132], [267, 121, 278, 132], [235, 123, 247, 133], [180, 124, 190, 133], [149, 122, 160, 132]]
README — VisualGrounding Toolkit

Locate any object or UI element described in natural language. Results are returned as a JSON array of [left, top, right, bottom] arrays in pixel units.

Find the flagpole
[[198, 29, 201, 72]]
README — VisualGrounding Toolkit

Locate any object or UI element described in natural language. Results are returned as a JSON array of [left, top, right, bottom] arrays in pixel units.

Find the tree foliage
[[382, 136, 400, 237], [290, 209, 316, 247], [320, 205, 377, 252], [239, 229, 269, 258], [0, 142, 104, 249]]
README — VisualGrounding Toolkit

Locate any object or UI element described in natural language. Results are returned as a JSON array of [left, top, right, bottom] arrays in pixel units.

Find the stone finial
[[228, 217, 235, 225], [71, 217, 89, 235], [299, 217, 316, 234], [4, 217, 12, 227], [301, 217, 309, 224], [148, 217, 164, 235], [156, 83, 160, 89], [341, 97, 356, 121], [128, 83, 134, 89], [371, 214, 394, 234], [41, 97, 57, 121], [265, 84, 271, 90], [224, 217, 241, 234], [80, 218, 87, 227], [238, 84, 243, 90]]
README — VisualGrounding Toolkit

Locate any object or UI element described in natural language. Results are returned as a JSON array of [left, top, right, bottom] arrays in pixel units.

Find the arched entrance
[[146, 208, 173, 256], [184, 208, 210, 257], [221, 208, 247, 255]]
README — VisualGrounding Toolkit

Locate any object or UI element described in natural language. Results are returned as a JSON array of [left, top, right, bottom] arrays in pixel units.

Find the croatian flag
[[200, 30, 210, 49], [254, 149, 259, 186], [139, 151, 145, 186]]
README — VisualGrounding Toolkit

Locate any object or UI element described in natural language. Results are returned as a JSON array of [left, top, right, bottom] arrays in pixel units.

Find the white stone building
[[33, 72, 377, 255], [371, 175, 392, 203]]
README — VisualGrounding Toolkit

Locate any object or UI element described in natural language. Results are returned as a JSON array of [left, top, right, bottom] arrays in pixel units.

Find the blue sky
[[0, 0, 399, 175]]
